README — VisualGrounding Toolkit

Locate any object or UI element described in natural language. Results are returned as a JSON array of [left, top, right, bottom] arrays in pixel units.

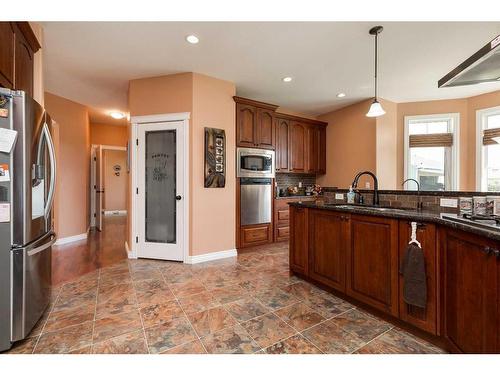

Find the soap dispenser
[[347, 186, 355, 204]]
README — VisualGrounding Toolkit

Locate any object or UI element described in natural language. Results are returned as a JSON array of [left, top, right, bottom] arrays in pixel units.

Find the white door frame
[[90, 144, 127, 227], [129, 113, 190, 262]]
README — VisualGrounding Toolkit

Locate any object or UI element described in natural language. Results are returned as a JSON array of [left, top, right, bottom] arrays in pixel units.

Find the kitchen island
[[288, 201, 500, 354]]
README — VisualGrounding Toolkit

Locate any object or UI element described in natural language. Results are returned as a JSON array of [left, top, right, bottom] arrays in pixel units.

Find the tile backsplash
[[323, 188, 500, 214], [275, 173, 316, 195]]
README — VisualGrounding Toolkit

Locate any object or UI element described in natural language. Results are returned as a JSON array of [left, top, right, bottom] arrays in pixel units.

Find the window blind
[[483, 127, 500, 146], [409, 133, 453, 148]]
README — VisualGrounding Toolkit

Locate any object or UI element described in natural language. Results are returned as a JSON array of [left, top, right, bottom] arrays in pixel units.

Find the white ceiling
[[42, 22, 500, 124]]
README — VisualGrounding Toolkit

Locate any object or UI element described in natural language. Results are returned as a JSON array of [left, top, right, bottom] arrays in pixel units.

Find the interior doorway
[[90, 144, 128, 231]]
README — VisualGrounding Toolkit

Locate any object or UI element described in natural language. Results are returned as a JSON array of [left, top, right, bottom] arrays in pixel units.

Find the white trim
[[125, 241, 137, 259], [104, 210, 127, 216], [403, 113, 460, 191], [130, 113, 190, 263], [476, 105, 500, 191], [130, 112, 190, 124], [184, 249, 237, 265], [55, 231, 88, 246]]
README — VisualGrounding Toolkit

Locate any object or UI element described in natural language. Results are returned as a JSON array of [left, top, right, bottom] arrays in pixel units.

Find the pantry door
[[137, 121, 185, 261]]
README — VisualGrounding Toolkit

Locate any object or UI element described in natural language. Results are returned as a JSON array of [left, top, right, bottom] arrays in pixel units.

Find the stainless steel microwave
[[237, 147, 275, 178]]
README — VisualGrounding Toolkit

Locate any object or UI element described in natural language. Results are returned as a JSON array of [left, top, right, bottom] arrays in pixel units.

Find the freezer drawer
[[240, 178, 272, 226], [11, 231, 55, 342]]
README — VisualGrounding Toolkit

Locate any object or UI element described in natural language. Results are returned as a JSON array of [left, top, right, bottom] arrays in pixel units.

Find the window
[[476, 106, 500, 192], [404, 114, 459, 191]]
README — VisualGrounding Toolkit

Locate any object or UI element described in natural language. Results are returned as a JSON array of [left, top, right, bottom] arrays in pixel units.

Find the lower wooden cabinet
[[346, 214, 399, 317], [274, 197, 316, 242], [289, 205, 308, 275], [442, 229, 499, 353], [398, 221, 438, 335], [240, 224, 272, 248], [308, 209, 347, 292]]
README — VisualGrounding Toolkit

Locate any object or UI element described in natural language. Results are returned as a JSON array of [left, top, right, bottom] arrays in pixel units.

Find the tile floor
[[5, 241, 445, 354]]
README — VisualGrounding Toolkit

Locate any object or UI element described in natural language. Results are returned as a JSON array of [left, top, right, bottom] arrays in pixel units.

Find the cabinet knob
[[483, 247, 492, 256], [493, 249, 500, 259]]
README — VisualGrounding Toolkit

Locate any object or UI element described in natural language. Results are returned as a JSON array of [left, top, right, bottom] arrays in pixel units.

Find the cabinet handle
[[483, 247, 492, 256], [492, 249, 500, 259]]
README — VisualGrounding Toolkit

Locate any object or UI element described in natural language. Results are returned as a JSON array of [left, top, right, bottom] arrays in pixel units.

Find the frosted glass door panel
[[145, 130, 176, 243]]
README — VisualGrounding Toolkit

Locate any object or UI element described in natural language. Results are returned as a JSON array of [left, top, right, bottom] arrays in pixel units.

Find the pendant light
[[366, 25, 386, 118]]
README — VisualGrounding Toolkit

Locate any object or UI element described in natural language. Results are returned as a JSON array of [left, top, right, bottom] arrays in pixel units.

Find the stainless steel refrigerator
[[0, 88, 56, 352]]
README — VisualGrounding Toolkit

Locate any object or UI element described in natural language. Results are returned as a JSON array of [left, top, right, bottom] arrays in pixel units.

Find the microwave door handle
[[42, 122, 57, 219]]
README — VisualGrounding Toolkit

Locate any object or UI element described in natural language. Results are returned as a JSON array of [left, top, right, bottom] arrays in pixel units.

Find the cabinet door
[[256, 108, 274, 149], [318, 126, 326, 174], [236, 103, 257, 147], [308, 209, 347, 292], [307, 125, 320, 173], [289, 206, 308, 275], [275, 117, 289, 171], [14, 24, 34, 97], [398, 221, 438, 335], [443, 229, 498, 353], [346, 214, 399, 316], [289, 122, 307, 172], [0, 22, 15, 89]]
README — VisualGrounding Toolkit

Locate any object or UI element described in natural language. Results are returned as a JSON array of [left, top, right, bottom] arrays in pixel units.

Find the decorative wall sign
[[204, 127, 226, 188]]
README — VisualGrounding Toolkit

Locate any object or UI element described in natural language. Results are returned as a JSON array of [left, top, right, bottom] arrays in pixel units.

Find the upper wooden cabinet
[[234, 97, 278, 150], [442, 228, 499, 353], [289, 121, 307, 172], [275, 117, 289, 172], [0, 22, 15, 89], [0, 22, 40, 97]]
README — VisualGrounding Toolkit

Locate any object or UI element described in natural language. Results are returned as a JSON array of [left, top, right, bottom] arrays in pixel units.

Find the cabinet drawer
[[276, 226, 290, 241], [277, 209, 289, 221], [241, 224, 271, 247]]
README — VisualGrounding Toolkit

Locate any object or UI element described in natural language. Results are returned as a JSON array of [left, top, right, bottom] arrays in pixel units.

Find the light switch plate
[[440, 198, 458, 208], [335, 193, 344, 200]]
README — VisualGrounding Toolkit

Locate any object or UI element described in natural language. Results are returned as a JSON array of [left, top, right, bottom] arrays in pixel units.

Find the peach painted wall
[[376, 99, 399, 189], [45, 92, 90, 239], [191, 73, 236, 255], [90, 123, 128, 147], [103, 150, 127, 211], [317, 99, 377, 189], [128, 72, 236, 256]]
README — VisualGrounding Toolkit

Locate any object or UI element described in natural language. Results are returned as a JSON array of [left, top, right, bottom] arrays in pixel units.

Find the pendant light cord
[[374, 32, 378, 100]]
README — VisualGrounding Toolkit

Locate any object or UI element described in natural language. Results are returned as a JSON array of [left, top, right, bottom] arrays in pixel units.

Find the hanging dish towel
[[400, 222, 427, 309]]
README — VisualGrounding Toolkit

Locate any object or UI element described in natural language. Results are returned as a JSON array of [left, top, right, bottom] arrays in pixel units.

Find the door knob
[[176, 195, 182, 201]]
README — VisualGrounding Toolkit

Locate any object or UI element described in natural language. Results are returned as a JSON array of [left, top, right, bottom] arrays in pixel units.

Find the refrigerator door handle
[[27, 234, 56, 256], [42, 121, 56, 219]]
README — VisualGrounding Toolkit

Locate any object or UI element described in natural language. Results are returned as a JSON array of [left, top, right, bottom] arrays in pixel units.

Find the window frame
[[476, 105, 500, 192], [403, 113, 460, 191]]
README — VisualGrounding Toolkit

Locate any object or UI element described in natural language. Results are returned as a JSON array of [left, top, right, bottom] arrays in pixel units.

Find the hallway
[[52, 216, 128, 285]]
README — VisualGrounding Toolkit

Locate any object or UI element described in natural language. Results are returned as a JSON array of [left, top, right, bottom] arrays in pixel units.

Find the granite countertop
[[288, 201, 500, 242], [275, 195, 319, 200]]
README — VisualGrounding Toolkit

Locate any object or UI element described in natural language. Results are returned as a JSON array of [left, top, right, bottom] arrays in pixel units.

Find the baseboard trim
[[54, 232, 88, 246], [125, 241, 137, 259], [184, 248, 237, 265], [104, 210, 127, 216]]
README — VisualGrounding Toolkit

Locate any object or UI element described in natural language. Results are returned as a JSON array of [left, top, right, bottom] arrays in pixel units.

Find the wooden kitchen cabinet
[[442, 229, 499, 353], [346, 214, 399, 317], [306, 124, 326, 174], [234, 97, 278, 150], [289, 205, 309, 275], [308, 209, 348, 292], [398, 221, 438, 335], [289, 121, 307, 172], [0, 22, 15, 89], [274, 197, 316, 242], [0, 22, 39, 97], [275, 117, 289, 171], [240, 224, 272, 248]]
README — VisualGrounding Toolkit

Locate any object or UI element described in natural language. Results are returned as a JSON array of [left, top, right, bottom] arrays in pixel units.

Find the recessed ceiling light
[[337, 93, 346, 98], [282, 77, 293, 83], [186, 35, 199, 44], [109, 111, 125, 120]]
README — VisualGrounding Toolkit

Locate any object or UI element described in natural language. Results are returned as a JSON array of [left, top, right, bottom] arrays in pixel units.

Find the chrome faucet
[[351, 171, 380, 206], [402, 178, 423, 211]]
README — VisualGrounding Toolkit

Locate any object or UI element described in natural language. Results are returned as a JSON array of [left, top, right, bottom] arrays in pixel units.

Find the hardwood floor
[[52, 216, 128, 285]]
